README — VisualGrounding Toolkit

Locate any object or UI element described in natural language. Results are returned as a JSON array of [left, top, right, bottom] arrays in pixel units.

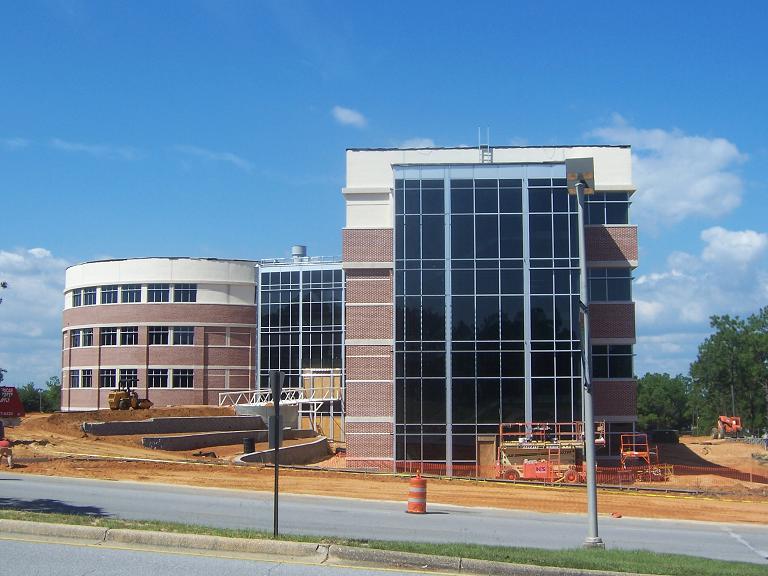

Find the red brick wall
[[586, 225, 638, 262], [593, 380, 637, 418], [589, 303, 635, 339], [346, 305, 392, 340], [347, 275, 392, 304], [343, 229, 393, 262]]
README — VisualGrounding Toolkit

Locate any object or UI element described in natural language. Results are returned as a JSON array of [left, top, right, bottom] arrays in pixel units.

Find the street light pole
[[575, 179, 604, 549]]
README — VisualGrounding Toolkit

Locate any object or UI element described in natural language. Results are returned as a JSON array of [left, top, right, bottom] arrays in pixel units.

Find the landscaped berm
[[4, 407, 768, 525]]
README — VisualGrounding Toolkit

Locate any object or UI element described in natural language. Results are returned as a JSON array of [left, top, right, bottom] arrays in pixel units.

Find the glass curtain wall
[[394, 165, 582, 467], [259, 267, 344, 388]]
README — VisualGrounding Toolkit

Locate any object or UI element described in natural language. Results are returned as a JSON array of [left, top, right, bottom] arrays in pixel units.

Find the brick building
[[342, 146, 637, 469]]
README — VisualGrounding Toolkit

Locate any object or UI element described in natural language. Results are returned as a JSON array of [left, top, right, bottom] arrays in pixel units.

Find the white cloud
[[174, 145, 254, 173], [633, 227, 768, 375], [398, 138, 435, 149], [0, 248, 68, 386], [700, 226, 768, 268], [50, 138, 140, 160], [332, 105, 367, 128], [1, 137, 30, 150], [591, 115, 746, 226]]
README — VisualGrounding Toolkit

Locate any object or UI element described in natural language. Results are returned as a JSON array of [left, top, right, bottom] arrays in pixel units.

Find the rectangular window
[[70, 330, 81, 348], [173, 283, 197, 303], [120, 326, 139, 345], [101, 285, 118, 304], [119, 368, 138, 388], [70, 370, 80, 388], [172, 368, 194, 388], [592, 344, 634, 378], [173, 326, 194, 345], [585, 193, 630, 225], [83, 287, 97, 306], [81, 369, 92, 388], [100, 327, 118, 346], [149, 326, 169, 345], [148, 283, 170, 303], [121, 284, 142, 303], [588, 268, 632, 302], [72, 289, 82, 307], [82, 328, 93, 347], [99, 369, 116, 388], [148, 368, 169, 388]]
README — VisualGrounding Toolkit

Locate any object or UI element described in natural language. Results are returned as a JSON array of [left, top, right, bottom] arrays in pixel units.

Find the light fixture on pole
[[567, 158, 604, 550]]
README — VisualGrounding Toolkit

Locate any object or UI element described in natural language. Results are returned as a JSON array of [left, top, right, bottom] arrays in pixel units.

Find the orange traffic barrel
[[407, 473, 427, 514]]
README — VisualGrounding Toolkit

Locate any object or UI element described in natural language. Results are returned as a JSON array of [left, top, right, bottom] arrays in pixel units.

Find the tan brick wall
[[346, 356, 392, 382], [63, 303, 257, 327], [343, 229, 393, 262], [594, 380, 637, 418], [590, 303, 635, 339], [586, 225, 638, 263]]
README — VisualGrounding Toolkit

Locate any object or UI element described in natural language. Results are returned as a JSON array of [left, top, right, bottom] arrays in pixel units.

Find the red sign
[[0, 387, 25, 418]]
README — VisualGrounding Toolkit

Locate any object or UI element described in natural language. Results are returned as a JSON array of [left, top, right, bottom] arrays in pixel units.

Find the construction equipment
[[495, 421, 605, 483], [619, 433, 671, 482], [712, 416, 742, 439], [108, 383, 153, 411]]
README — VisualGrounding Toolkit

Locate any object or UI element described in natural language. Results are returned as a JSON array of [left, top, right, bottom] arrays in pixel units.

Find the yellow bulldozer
[[108, 383, 153, 411]]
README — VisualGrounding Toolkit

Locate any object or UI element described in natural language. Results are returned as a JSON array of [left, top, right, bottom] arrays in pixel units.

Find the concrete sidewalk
[[0, 519, 644, 576]]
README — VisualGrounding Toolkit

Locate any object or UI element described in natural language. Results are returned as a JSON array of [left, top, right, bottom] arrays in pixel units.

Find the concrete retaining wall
[[237, 437, 329, 465], [141, 428, 319, 451], [234, 404, 299, 429], [82, 416, 265, 436]]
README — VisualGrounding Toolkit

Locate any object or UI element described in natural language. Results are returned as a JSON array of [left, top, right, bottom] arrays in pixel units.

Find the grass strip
[[0, 508, 763, 576]]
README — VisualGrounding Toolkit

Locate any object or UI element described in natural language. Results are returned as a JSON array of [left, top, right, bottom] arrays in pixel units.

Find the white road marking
[[723, 527, 768, 561]]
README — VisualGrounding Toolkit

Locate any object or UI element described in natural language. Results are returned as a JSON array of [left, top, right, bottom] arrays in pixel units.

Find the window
[[120, 326, 139, 345], [592, 345, 634, 378], [173, 326, 194, 345], [149, 326, 169, 345], [82, 328, 93, 346], [70, 330, 81, 348], [121, 284, 141, 303], [70, 371, 80, 388], [119, 368, 138, 388], [585, 193, 630, 225], [81, 369, 92, 388], [101, 285, 118, 304], [100, 327, 118, 346], [174, 283, 197, 302], [83, 287, 97, 306], [589, 268, 632, 302], [148, 368, 169, 388], [99, 369, 116, 388], [148, 283, 170, 303], [72, 289, 82, 307], [172, 368, 194, 388]]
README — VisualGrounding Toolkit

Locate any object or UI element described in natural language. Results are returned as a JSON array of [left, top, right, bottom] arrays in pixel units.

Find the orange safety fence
[[311, 458, 768, 489]]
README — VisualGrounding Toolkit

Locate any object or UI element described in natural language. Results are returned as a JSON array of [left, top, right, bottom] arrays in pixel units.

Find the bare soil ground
[[4, 409, 768, 526]]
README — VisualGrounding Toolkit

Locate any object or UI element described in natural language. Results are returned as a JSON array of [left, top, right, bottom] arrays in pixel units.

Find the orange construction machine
[[712, 416, 742, 439], [495, 421, 605, 483]]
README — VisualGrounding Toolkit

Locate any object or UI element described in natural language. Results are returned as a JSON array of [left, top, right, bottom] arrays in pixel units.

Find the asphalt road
[[0, 537, 427, 576], [0, 472, 766, 565]]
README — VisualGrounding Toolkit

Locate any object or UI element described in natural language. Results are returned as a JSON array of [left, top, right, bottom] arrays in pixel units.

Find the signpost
[[269, 370, 284, 538]]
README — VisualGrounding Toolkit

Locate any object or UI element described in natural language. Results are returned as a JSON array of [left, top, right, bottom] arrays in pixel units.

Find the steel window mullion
[[522, 173, 533, 424]]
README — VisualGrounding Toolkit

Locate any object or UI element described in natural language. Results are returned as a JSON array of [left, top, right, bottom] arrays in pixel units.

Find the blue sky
[[1, 1, 766, 386]]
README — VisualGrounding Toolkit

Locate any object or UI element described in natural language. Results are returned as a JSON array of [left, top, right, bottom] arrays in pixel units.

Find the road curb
[[0, 520, 648, 576], [0, 519, 107, 542], [328, 544, 461, 571], [105, 528, 325, 560]]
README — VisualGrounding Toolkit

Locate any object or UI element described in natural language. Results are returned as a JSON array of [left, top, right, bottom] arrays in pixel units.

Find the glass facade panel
[[394, 166, 584, 466]]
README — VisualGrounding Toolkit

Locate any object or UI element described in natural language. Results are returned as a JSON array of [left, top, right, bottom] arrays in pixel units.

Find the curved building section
[[62, 258, 258, 411]]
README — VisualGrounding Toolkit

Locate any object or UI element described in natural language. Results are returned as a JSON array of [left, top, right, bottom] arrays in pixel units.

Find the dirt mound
[[36, 406, 235, 436], [664, 436, 768, 474]]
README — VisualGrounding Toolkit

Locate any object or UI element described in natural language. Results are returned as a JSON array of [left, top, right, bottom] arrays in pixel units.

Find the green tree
[[17, 382, 40, 413], [636, 373, 690, 431], [690, 307, 768, 434], [42, 376, 61, 412]]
